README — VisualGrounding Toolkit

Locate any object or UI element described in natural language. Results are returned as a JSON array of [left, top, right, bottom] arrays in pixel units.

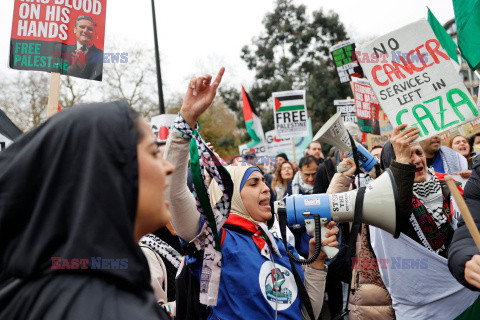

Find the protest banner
[[352, 78, 381, 135], [273, 90, 308, 139], [335, 99, 357, 124], [357, 19, 478, 141], [366, 110, 394, 149], [150, 114, 177, 142], [9, 0, 107, 82], [440, 116, 480, 145], [238, 142, 268, 158], [330, 40, 364, 83], [238, 118, 313, 164], [266, 118, 313, 162]]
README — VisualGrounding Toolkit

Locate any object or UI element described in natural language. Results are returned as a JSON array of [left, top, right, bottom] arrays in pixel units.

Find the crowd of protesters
[[2, 67, 480, 320]]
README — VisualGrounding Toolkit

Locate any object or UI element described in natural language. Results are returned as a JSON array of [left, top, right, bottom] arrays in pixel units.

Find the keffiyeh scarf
[[410, 170, 453, 252], [139, 234, 182, 269], [291, 171, 313, 195], [173, 115, 233, 306]]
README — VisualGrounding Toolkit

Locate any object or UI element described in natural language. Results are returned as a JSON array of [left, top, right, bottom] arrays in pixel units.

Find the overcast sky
[[0, 0, 455, 102]]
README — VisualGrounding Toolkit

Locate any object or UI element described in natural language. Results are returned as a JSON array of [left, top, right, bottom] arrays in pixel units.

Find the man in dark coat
[[449, 155, 480, 291], [65, 15, 103, 81]]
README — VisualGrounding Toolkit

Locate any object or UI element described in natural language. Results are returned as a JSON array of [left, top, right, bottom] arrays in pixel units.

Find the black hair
[[276, 153, 289, 161], [298, 155, 319, 169], [469, 133, 480, 149]]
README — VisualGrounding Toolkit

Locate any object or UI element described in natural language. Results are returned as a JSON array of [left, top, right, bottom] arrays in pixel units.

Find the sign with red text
[[358, 19, 478, 141], [335, 99, 357, 124], [352, 78, 380, 135], [150, 114, 177, 142], [330, 40, 364, 83], [9, 0, 107, 81], [273, 90, 308, 138]]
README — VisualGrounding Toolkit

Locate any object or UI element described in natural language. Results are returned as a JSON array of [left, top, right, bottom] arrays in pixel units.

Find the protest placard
[[9, 0, 107, 81], [330, 40, 364, 83], [238, 118, 313, 163], [357, 19, 478, 141], [440, 116, 480, 145], [352, 78, 381, 135], [273, 90, 308, 139], [150, 114, 177, 142], [335, 99, 357, 124], [238, 142, 268, 157], [366, 110, 394, 149]]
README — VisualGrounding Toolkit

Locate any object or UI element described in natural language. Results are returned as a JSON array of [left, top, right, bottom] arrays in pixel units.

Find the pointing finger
[[212, 67, 225, 89]]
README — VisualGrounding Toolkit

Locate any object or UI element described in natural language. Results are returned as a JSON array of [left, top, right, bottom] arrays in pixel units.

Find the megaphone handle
[[337, 162, 352, 173], [305, 218, 339, 260], [320, 218, 339, 260]]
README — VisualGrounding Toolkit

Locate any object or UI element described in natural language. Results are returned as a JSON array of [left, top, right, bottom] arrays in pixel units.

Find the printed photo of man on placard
[[65, 15, 103, 81]]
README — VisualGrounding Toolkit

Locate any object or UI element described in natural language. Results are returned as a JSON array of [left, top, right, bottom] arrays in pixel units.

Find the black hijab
[[0, 101, 169, 319]]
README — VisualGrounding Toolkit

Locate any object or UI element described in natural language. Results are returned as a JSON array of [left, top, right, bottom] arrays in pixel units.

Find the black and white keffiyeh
[[139, 234, 182, 269], [412, 169, 445, 228]]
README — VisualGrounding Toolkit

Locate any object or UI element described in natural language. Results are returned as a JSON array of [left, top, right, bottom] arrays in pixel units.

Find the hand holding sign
[[390, 124, 420, 163], [181, 67, 225, 128]]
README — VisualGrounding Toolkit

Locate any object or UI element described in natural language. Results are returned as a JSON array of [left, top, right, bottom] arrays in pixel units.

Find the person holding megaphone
[[325, 157, 395, 320], [369, 124, 479, 320], [164, 68, 339, 320]]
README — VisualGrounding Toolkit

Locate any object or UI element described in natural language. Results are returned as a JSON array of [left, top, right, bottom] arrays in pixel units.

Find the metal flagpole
[[151, 0, 165, 114]]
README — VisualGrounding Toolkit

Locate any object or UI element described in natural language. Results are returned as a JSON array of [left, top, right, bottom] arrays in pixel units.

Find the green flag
[[427, 8, 459, 64], [453, 0, 480, 70]]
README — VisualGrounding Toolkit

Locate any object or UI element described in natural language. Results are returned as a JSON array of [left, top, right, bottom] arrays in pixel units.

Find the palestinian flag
[[242, 86, 265, 148], [453, 0, 480, 70], [274, 93, 305, 113], [427, 8, 459, 64]]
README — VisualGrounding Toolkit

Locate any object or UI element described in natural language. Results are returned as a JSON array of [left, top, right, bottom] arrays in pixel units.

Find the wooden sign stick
[[445, 175, 480, 251], [47, 72, 61, 118]]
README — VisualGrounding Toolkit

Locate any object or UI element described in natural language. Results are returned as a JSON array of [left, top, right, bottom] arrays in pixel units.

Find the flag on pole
[[242, 86, 265, 148], [452, 0, 480, 70], [427, 8, 459, 64]]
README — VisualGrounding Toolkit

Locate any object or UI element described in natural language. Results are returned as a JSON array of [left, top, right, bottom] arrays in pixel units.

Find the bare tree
[[102, 47, 159, 119], [0, 72, 49, 132], [59, 75, 91, 109]]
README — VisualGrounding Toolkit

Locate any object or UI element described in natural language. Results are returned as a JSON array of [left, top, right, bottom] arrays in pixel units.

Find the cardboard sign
[[357, 19, 478, 141], [238, 142, 268, 158], [366, 110, 394, 150], [352, 78, 381, 135], [330, 40, 364, 83], [150, 114, 177, 141], [0, 133, 13, 152], [335, 99, 357, 124], [440, 116, 480, 146], [273, 90, 308, 139], [239, 119, 313, 162], [9, 0, 107, 81]]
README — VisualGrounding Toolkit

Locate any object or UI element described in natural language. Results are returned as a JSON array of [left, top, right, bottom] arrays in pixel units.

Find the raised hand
[[180, 67, 225, 128], [390, 124, 420, 164]]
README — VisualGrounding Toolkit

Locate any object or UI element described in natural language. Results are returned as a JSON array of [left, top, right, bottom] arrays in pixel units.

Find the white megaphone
[[277, 169, 399, 262], [285, 169, 399, 237], [313, 112, 377, 172]]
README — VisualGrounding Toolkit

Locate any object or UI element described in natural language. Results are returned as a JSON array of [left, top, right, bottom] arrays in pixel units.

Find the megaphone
[[313, 112, 377, 172], [285, 169, 399, 238]]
